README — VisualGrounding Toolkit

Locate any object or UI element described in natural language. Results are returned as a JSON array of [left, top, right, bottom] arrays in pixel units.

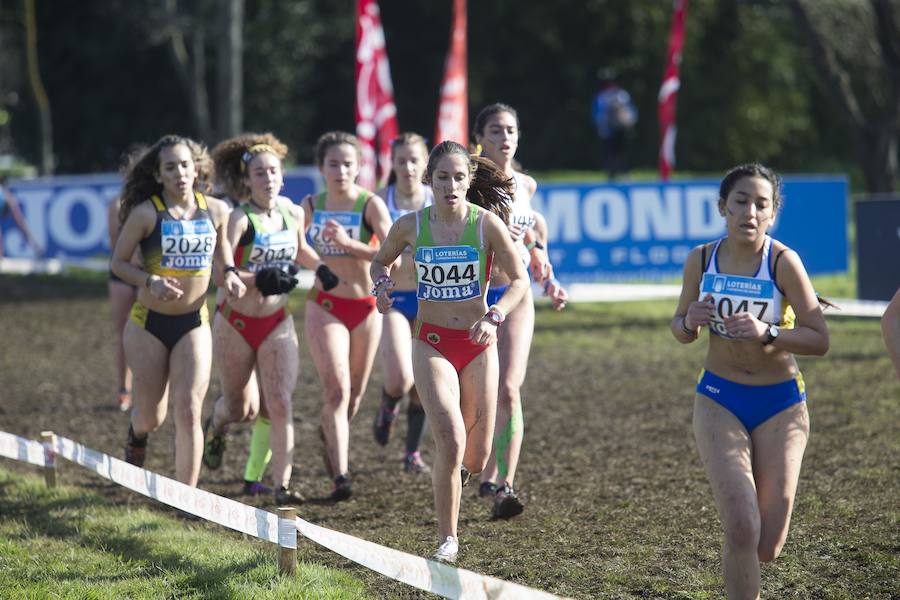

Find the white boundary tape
[[0, 430, 568, 600], [294, 516, 564, 600], [0, 431, 47, 466]]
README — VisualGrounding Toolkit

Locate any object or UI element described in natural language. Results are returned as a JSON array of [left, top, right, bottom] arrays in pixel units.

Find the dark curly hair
[[211, 132, 289, 201]]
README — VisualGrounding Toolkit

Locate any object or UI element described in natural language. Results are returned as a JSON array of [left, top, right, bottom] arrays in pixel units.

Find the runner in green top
[[370, 141, 529, 563]]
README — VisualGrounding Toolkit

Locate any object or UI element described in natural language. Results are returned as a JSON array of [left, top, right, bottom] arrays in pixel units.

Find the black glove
[[255, 266, 298, 296], [316, 263, 339, 291]]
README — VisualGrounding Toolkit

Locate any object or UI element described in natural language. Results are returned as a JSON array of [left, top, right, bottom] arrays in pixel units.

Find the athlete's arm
[[208, 196, 245, 298], [764, 248, 829, 356], [111, 203, 182, 299], [483, 211, 529, 318], [672, 245, 714, 343], [290, 201, 323, 271], [370, 215, 412, 283], [882, 287, 900, 379]]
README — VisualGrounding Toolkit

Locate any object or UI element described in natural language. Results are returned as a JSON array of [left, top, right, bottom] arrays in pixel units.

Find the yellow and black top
[[141, 192, 216, 277]]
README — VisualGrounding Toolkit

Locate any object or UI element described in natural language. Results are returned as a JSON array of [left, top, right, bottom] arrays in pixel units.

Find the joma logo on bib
[[415, 245, 481, 302]]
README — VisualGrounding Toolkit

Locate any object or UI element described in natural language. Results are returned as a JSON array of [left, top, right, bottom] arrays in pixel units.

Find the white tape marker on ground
[[51, 435, 280, 543], [294, 517, 567, 600], [0, 431, 47, 466], [0, 431, 567, 599]]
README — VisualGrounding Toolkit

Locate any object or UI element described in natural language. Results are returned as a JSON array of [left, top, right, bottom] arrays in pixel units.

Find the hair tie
[[475, 143, 483, 155], [240, 143, 278, 172]]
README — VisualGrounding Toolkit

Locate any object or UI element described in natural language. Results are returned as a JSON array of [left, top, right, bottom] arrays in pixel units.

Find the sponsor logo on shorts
[[426, 332, 441, 344], [234, 319, 245, 330], [322, 299, 333, 311], [705, 384, 720, 395]]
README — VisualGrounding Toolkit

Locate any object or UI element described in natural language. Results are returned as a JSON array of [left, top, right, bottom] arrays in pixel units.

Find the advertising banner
[[531, 177, 848, 280], [1, 173, 846, 281], [0, 168, 320, 259]]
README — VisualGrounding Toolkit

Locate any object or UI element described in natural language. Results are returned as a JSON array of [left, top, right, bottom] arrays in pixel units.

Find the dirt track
[[1, 274, 897, 599]]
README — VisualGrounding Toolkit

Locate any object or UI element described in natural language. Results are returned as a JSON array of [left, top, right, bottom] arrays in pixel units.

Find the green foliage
[[1, 0, 875, 180]]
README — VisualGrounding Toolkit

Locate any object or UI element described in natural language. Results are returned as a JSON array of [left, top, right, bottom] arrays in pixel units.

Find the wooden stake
[[277, 507, 297, 576], [40, 431, 56, 488]]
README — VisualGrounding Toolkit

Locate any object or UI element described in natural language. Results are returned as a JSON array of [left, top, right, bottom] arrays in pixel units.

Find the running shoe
[[373, 398, 400, 446], [242, 480, 272, 496], [330, 474, 353, 502], [492, 483, 524, 519], [202, 416, 226, 470], [124, 424, 146, 467], [403, 452, 431, 474], [460, 466, 472, 487], [478, 481, 499, 498], [275, 486, 305, 505], [117, 389, 132, 412], [432, 536, 459, 563]]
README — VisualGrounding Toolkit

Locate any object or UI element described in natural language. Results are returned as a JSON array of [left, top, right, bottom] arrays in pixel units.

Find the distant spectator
[[0, 176, 43, 257], [591, 68, 637, 180], [882, 287, 900, 379]]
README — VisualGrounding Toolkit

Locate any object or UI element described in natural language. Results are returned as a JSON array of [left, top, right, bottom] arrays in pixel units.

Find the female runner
[[371, 141, 529, 562]]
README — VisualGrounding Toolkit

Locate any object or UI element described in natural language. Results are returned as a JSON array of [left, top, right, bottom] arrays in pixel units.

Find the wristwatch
[[485, 305, 505, 326], [526, 240, 544, 251], [763, 324, 780, 345]]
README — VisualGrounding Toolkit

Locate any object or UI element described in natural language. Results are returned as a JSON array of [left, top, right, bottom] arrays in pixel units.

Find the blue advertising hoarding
[[1, 172, 847, 280], [531, 177, 848, 280], [0, 168, 321, 259]]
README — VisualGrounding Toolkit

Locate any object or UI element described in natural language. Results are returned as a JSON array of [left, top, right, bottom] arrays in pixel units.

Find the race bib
[[701, 273, 776, 338], [508, 210, 535, 242], [308, 210, 361, 257], [415, 245, 481, 302], [246, 229, 297, 272], [161, 219, 215, 270]]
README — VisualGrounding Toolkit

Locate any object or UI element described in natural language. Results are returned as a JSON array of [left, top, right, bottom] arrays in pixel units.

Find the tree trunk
[[215, 0, 243, 142], [163, 0, 212, 142], [788, 0, 899, 193], [24, 0, 53, 174]]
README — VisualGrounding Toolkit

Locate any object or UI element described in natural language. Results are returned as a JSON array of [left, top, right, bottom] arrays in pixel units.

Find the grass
[[0, 273, 897, 598], [0, 470, 370, 600]]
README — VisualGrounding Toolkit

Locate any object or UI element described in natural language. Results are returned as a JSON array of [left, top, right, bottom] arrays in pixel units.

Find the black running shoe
[[275, 486, 305, 505], [330, 474, 353, 502], [124, 424, 147, 467], [493, 483, 524, 519], [479, 481, 499, 498], [373, 398, 400, 446], [202, 416, 226, 470]]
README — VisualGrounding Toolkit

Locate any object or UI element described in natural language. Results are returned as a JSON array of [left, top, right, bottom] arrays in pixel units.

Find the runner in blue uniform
[[672, 163, 830, 598], [372, 132, 433, 473]]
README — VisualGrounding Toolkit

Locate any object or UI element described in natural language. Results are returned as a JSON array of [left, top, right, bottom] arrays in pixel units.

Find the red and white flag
[[658, 0, 688, 180], [356, 0, 399, 190], [434, 0, 468, 147]]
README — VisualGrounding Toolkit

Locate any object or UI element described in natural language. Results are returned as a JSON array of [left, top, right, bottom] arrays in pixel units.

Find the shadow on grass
[[0, 476, 270, 596]]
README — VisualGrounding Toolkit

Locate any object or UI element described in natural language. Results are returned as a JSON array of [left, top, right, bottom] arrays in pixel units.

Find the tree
[[788, 0, 899, 193]]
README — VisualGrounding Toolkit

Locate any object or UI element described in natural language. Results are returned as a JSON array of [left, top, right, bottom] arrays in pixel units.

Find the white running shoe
[[432, 536, 459, 563]]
